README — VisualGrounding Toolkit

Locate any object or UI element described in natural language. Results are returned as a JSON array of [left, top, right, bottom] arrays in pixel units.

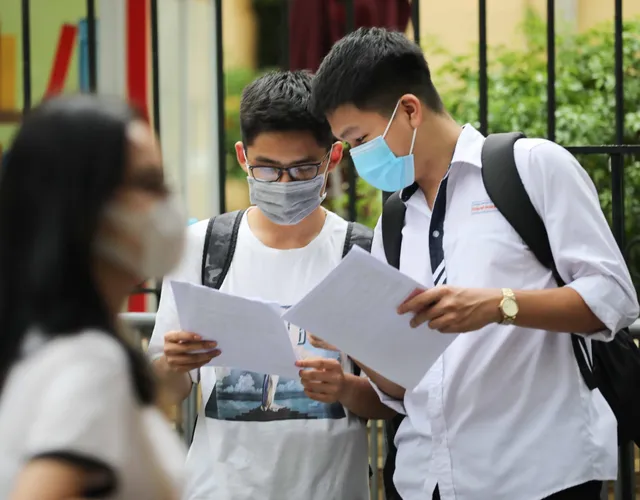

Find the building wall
[[578, 0, 640, 30]]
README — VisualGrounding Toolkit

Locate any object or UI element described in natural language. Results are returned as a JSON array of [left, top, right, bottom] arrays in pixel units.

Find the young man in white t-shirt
[[148, 70, 394, 500]]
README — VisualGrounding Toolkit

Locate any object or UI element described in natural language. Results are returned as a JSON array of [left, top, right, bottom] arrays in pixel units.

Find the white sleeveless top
[[0, 330, 185, 499]]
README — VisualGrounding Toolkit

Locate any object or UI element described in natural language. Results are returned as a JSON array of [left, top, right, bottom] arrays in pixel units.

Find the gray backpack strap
[[342, 221, 373, 257], [201, 210, 246, 289]]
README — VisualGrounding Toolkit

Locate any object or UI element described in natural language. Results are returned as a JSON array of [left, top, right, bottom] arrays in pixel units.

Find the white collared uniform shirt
[[370, 125, 639, 500]]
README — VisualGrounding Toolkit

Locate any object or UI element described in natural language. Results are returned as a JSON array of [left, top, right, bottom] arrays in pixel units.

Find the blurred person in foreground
[[0, 95, 186, 500]]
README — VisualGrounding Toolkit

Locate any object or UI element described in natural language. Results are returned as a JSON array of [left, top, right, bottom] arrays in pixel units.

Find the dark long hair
[[0, 95, 155, 403]]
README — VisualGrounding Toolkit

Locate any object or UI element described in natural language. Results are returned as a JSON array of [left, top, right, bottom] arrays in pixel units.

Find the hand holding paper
[[283, 247, 459, 389], [296, 357, 346, 404], [398, 285, 503, 333], [170, 281, 300, 378]]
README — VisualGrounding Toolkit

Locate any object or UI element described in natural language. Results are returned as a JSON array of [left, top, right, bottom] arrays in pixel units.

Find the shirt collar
[[450, 123, 484, 169], [399, 124, 485, 202]]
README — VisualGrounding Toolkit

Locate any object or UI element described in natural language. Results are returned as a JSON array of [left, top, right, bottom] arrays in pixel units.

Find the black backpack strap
[[481, 133, 597, 390], [381, 191, 407, 269], [201, 209, 246, 290], [343, 221, 373, 378], [342, 221, 373, 257], [379, 192, 408, 500]]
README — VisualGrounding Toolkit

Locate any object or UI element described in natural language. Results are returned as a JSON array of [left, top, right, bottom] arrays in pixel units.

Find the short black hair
[[240, 70, 333, 148], [311, 27, 444, 118], [0, 95, 155, 404]]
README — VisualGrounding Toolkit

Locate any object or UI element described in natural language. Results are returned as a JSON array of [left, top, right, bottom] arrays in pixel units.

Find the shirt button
[[432, 230, 440, 238]]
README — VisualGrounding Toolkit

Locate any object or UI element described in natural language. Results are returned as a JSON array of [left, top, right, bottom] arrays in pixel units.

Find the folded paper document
[[282, 247, 458, 389], [171, 281, 300, 378]]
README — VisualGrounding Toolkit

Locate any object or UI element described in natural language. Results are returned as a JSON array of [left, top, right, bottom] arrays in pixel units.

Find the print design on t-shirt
[[204, 306, 346, 422]]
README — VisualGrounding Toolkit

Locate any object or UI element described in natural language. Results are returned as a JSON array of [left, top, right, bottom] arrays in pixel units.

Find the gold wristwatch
[[499, 288, 519, 324]]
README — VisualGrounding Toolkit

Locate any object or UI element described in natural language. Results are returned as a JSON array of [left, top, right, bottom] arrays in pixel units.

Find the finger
[[427, 313, 457, 333], [164, 331, 202, 343], [299, 369, 338, 383], [308, 334, 338, 351], [410, 304, 447, 328], [303, 390, 335, 403], [165, 340, 218, 354], [295, 358, 340, 370], [168, 351, 220, 367], [301, 381, 336, 395], [398, 286, 449, 315], [307, 334, 322, 347]]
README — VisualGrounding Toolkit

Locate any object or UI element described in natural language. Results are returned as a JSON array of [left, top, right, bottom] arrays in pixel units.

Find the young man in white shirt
[[148, 70, 393, 500], [310, 27, 639, 500]]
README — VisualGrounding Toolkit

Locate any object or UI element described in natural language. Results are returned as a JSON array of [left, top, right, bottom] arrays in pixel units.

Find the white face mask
[[96, 195, 186, 279]]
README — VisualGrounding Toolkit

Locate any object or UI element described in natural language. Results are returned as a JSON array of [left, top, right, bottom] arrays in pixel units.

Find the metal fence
[[16, 0, 640, 498]]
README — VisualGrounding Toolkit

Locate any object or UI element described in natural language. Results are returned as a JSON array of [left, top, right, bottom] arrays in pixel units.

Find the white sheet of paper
[[170, 281, 299, 378], [282, 246, 459, 389]]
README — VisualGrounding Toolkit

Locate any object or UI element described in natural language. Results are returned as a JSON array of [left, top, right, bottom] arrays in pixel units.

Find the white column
[[97, 0, 126, 96], [158, 0, 221, 221], [177, 0, 190, 205]]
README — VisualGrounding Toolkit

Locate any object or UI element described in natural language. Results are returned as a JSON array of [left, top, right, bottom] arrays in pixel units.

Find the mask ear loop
[[409, 126, 418, 155], [382, 100, 403, 139], [319, 144, 334, 202]]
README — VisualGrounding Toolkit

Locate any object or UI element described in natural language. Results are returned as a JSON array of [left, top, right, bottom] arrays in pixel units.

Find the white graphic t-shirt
[[148, 209, 370, 500]]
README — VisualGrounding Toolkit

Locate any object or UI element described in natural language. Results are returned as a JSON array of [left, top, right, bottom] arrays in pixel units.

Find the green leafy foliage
[[224, 68, 264, 179]]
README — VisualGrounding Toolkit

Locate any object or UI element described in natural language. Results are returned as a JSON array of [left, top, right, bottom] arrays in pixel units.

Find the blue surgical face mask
[[348, 100, 417, 192]]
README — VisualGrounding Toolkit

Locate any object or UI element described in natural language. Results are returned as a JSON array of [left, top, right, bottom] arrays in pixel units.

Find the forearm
[[353, 360, 405, 401], [10, 460, 83, 500], [511, 287, 605, 334], [152, 356, 193, 404], [339, 374, 397, 419]]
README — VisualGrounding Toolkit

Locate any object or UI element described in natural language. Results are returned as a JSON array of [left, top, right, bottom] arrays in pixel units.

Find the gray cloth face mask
[[247, 173, 327, 226]]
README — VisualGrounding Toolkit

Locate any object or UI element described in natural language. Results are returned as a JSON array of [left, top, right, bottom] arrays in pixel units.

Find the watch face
[[502, 298, 519, 317]]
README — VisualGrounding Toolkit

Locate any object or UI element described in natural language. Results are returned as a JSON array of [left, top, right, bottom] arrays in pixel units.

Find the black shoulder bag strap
[[379, 191, 408, 500], [342, 221, 374, 257], [201, 209, 247, 289], [342, 221, 373, 378], [381, 191, 407, 268], [480, 132, 596, 391]]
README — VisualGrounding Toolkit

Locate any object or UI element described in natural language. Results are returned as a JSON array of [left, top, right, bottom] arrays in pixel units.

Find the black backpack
[[380, 133, 640, 497]]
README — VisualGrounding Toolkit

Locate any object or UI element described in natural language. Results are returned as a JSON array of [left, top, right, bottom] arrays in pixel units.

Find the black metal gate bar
[[381, 1, 423, 205], [86, 0, 97, 92], [478, 0, 488, 136], [411, 0, 420, 45], [21, 0, 31, 111], [214, 0, 226, 214], [150, 0, 161, 138], [612, 0, 636, 496], [614, 0, 624, 146], [546, 0, 555, 141], [345, 0, 358, 222], [280, 0, 290, 70]]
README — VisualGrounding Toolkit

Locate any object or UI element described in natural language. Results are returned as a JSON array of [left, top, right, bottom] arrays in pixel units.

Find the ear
[[399, 94, 423, 130], [327, 141, 343, 173], [235, 141, 248, 173]]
